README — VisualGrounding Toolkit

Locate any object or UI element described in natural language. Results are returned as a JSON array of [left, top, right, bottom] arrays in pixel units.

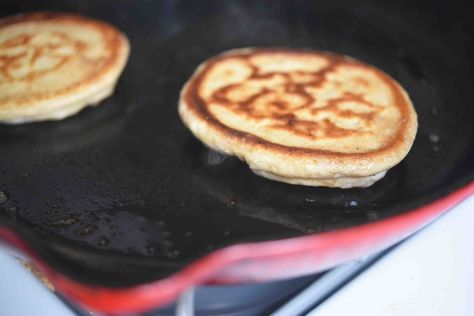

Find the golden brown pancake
[[0, 12, 129, 123], [179, 48, 418, 188]]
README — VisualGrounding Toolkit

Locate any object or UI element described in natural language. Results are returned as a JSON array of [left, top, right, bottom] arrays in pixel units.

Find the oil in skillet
[[0, 191, 9, 204]]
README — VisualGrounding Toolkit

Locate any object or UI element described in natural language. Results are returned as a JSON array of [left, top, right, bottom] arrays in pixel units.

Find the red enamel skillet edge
[[0, 181, 472, 315]]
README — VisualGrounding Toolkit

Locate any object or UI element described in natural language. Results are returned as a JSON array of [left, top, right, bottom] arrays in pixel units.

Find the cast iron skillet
[[0, 0, 473, 313]]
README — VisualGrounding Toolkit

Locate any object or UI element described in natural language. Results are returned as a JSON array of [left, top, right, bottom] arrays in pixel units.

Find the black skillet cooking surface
[[0, 0, 473, 287]]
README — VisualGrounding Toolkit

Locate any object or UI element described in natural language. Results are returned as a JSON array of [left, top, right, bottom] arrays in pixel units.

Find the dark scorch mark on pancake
[[206, 54, 382, 139]]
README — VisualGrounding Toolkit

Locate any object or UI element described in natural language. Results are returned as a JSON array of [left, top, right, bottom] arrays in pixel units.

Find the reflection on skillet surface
[[187, 144, 403, 235], [0, 0, 473, 286]]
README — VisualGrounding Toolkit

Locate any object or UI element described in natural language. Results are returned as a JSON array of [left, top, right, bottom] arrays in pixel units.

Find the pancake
[[179, 48, 418, 188], [0, 12, 129, 124]]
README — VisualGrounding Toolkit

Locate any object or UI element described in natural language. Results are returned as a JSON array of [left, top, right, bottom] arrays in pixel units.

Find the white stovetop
[[309, 195, 474, 316], [0, 195, 473, 316]]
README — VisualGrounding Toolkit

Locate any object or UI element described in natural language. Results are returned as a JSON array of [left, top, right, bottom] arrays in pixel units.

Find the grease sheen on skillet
[[0, 0, 472, 286]]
